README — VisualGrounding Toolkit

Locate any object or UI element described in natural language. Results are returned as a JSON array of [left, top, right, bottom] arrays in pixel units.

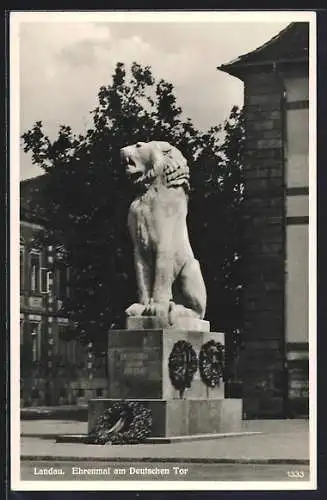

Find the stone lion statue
[[120, 140, 207, 324]]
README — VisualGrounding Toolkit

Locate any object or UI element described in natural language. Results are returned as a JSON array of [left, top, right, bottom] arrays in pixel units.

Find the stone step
[[55, 431, 262, 444]]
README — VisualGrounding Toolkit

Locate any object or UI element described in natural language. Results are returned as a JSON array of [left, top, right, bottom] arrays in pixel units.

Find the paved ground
[[21, 460, 310, 481], [21, 405, 88, 421], [20, 419, 309, 463], [22, 420, 88, 436]]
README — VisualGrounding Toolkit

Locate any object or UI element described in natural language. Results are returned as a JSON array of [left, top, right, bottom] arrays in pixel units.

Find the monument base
[[107, 328, 225, 399], [88, 398, 242, 438]]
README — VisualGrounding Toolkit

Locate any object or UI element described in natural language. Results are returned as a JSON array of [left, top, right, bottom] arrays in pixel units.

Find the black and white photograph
[[10, 10, 316, 490]]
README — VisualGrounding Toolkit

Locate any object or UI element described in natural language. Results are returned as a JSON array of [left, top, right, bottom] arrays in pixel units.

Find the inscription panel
[[108, 332, 163, 399], [114, 349, 161, 379]]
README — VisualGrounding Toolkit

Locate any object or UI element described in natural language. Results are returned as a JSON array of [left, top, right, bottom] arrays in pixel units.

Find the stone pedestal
[[126, 316, 210, 332], [107, 327, 224, 400], [89, 398, 242, 437], [88, 317, 243, 438]]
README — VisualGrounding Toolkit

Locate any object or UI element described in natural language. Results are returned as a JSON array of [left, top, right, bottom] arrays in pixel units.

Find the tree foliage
[[22, 62, 245, 353]]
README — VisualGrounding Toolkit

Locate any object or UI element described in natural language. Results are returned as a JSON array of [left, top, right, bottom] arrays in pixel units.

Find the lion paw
[[142, 299, 170, 318], [170, 304, 198, 319], [126, 303, 146, 317]]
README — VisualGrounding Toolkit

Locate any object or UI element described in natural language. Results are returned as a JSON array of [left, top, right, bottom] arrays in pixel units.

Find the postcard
[[10, 9, 316, 491]]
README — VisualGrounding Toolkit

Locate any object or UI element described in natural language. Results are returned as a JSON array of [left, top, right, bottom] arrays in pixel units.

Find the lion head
[[120, 141, 190, 192]]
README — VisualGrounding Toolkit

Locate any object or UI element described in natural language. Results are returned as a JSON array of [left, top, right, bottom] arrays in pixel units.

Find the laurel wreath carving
[[91, 400, 152, 445], [168, 340, 198, 397], [199, 340, 225, 388]]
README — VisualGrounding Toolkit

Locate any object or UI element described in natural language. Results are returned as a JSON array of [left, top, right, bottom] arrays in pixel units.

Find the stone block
[[246, 148, 283, 160], [260, 221, 283, 236], [246, 178, 269, 193], [262, 129, 283, 140], [256, 139, 283, 149], [107, 328, 225, 400], [246, 105, 281, 121], [269, 110, 282, 120], [243, 322, 283, 341], [246, 84, 281, 96], [88, 398, 243, 437], [126, 316, 210, 332], [249, 120, 274, 131], [243, 397, 284, 419], [248, 158, 282, 171], [245, 169, 270, 180], [245, 292, 284, 312], [248, 94, 281, 106], [246, 72, 275, 83]]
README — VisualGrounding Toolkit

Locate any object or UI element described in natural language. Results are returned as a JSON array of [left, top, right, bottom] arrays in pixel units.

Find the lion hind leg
[[174, 259, 207, 319], [168, 301, 197, 325]]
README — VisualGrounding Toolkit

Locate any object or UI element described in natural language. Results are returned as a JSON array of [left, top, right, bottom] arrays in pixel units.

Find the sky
[[16, 13, 293, 180]]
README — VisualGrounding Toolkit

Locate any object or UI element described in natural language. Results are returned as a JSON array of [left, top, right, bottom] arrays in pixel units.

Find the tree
[[22, 62, 245, 354]]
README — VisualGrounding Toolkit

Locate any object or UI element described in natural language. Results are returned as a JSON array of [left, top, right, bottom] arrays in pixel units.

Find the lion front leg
[[143, 249, 173, 318], [126, 248, 152, 317], [134, 248, 152, 305]]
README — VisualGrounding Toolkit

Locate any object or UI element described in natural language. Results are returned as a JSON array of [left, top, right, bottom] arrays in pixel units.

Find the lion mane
[[121, 140, 190, 192], [120, 140, 206, 323]]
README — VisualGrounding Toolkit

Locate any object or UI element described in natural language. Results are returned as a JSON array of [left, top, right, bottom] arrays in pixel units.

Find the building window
[[20, 242, 25, 290], [284, 77, 309, 189], [52, 328, 59, 356], [56, 266, 70, 298], [56, 244, 65, 261], [30, 321, 41, 362], [288, 359, 309, 398], [67, 341, 76, 364], [57, 325, 67, 357], [29, 250, 41, 292], [66, 267, 71, 298], [56, 268, 63, 298], [57, 324, 76, 363], [40, 268, 48, 293], [20, 317, 24, 345], [41, 270, 54, 294]]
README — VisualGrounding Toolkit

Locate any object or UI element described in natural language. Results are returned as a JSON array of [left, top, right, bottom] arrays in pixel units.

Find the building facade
[[20, 179, 108, 406], [219, 22, 309, 418]]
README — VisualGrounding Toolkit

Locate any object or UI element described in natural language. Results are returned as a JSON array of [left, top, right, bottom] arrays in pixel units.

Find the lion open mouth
[[125, 156, 136, 167], [124, 156, 143, 182], [128, 171, 143, 183]]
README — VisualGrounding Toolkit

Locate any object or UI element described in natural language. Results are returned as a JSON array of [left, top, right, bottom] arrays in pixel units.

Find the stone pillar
[[240, 70, 286, 418]]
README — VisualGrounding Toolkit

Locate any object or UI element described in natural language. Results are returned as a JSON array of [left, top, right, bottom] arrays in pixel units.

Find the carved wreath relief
[[168, 340, 198, 397], [168, 340, 225, 396]]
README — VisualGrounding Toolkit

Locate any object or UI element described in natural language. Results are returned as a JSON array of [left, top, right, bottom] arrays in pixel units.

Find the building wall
[[285, 225, 308, 343], [239, 64, 309, 418], [20, 219, 108, 406], [239, 69, 286, 418], [284, 72, 309, 417], [284, 74, 309, 188], [284, 73, 309, 343]]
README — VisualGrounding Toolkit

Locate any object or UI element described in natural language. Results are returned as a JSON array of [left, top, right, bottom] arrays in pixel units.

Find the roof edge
[[218, 56, 308, 79], [20, 173, 48, 185], [218, 22, 309, 79]]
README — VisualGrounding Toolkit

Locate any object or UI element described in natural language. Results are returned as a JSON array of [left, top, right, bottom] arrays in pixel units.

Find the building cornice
[[218, 22, 309, 81]]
